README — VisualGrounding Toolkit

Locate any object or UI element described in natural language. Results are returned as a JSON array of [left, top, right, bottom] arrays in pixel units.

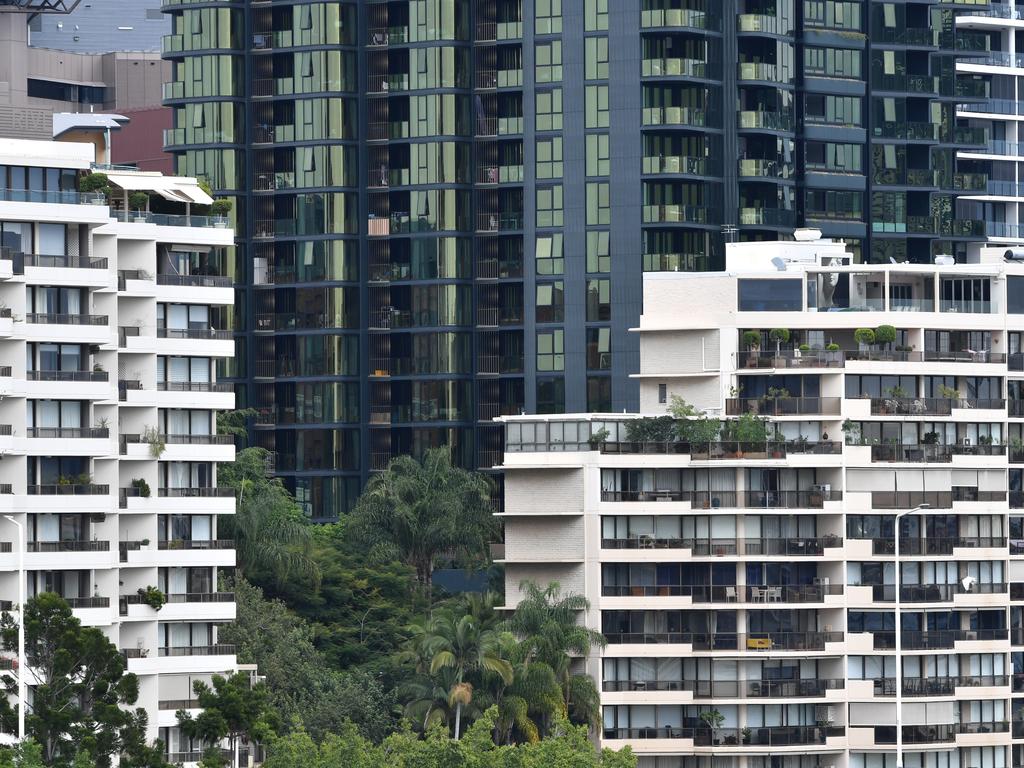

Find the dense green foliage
[[218, 447, 319, 585], [261, 710, 635, 768], [350, 448, 495, 594], [219, 578, 399, 742]]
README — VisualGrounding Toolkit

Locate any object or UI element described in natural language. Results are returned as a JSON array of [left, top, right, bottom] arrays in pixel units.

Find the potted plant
[[921, 431, 939, 445], [587, 426, 610, 450], [137, 585, 166, 612], [741, 727, 752, 745], [142, 425, 165, 458], [128, 192, 150, 222], [699, 709, 725, 746], [130, 478, 151, 498], [939, 385, 961, 401], [875, 324, 897, 355], [769, 328, 790, 360], [841, 419, 861, 446], [854, 328, 875, 352], [78, 172, 111, 203]]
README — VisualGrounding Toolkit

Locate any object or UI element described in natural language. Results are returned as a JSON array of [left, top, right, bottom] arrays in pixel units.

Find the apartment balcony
[[642, 204, 715, 225], [642, 57, 717, 79], [736, 350, 844, 369], [157, 592, 236, 621], [725, 397, 841, 416], [603, 678, 845, 698], [601, 583, 843, 604], [640, 8, 718, 31], [861, 536, 1006, 556], [852, 583, 1006, 603], [25, 369, 111, 400], [600, 440, 842, 458], [23, 313, 109, 344], [737, 111, 793, 131], [738, 207, 796, 228], [869, 397, 954, 416], [473, 116, 524, 138], [871, 629, 1008, 651], [600, 489, 841, 509], [902, 675, 1008, 697], [738, 159, 793, 179], [601, 535, 842, 556], [642, 155, 715, 177], [155, 327, 233, 357], [604, 630, 843, 650], [602, 725, 839, 746], [641, 106, 710, 128], [26, 540, 112, 569]]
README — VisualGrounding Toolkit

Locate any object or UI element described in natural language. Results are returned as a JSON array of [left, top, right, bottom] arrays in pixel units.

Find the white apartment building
[[0, 137, 241, 765], [499, 236, 1024, 768]]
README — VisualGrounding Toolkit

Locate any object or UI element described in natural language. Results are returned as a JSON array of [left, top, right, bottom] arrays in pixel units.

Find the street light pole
[[893, 503, 929, 768], [3, 515, 24, 743]]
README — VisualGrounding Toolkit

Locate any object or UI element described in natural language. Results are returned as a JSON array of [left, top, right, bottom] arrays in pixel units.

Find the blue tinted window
[[738, 279, 803, 311]]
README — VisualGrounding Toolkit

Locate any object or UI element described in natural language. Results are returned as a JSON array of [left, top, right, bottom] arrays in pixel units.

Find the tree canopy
[[350, 448, 495, 595], [261, 709, 635, 768]]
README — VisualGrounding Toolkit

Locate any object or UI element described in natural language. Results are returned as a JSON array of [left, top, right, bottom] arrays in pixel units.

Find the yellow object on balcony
[[747, 637, 773, 650]]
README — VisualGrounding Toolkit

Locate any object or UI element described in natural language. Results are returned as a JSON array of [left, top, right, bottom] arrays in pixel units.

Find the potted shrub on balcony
[[130, 478, 151, 498], [137, 585, 165, 612], [854, 328, 875, 353], [78, 171, 110, 203], [699, 709, 725, 746], [742, 331, 761, 367], [875, 324, 897, 357], [741, 727, 752, 745], [841, 418, 861, 446], [587, 427, 610, 450], [769, 328, 790, 363]]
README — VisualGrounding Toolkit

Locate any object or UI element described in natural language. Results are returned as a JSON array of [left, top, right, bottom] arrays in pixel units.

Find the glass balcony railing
[[0, 188, 105, 205]]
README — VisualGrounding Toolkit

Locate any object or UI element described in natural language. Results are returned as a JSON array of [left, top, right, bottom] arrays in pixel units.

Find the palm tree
[[218, 447, 319, 585], [426, 613, 513, 738], [505, 582, 606, 730], [351, 448, 495, 597]]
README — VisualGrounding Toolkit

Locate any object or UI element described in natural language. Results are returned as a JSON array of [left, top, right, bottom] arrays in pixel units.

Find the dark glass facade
[[163, 0, 993, 521]]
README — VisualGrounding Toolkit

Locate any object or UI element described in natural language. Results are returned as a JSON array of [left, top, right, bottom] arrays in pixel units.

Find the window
[[804, 47, 861, 78], [587, 231, 610, 272], [1009, 277, 1024, 314], [585, 37, 609, 79], [586, 85, 609, 128], [537, 377, 565, 414], [536, 282, 564, 323], [805, 142, 862, 173], [537, 137, 563, 178], [806, 189, 863, 221], [804, 1, 862, 31], [537, 330, 564, 371], [805, 94, 861, 126], [737, 279, 803, 311], [536, 41, 563, 83], [587, 182, 611, 225], [587, 327, 611, 369], [537, 186, 564, 227], [536, 89, 563, 131], [536, 233, 564, 275], [587, 279, 611, 321], [535, 0, 562, 34], [585, 0, 608, 30], [586, 134, 610, 176], [658, 383, 667, 404], [588, 376, 612, 412]]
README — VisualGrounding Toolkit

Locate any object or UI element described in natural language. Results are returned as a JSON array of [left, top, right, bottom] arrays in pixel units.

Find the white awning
[[105, 172, 214, 205]]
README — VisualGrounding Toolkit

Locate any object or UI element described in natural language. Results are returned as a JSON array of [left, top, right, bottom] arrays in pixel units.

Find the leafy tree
[[260, 520, 419, 670], [177, 673, 276, 768], [218, 578, 398, 742], [505, 583, 606, 732], [351, 448, 495, 595], [0, 594, 159, 767], [216, 408, 256, 441], [0, 740, 45, 768], [260, 708, 636, 767], [400, 612, 513, 739], [623, 416, 676, 443], [217, 446, 319, 584]]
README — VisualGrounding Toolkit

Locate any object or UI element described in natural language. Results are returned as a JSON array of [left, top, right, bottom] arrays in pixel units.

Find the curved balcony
[[738, 159, 793, 179], [738, 207, 796, 228], [643, 155, 715, 176], [642, 204, 716, 225], [642, 106, 711, 128], [641, 8, 719, 31], [738, 110, 793, 132], [642, 58, 718, 79]]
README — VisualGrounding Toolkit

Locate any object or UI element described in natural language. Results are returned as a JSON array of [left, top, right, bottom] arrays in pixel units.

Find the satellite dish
[[771, 257, 787, 272]]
